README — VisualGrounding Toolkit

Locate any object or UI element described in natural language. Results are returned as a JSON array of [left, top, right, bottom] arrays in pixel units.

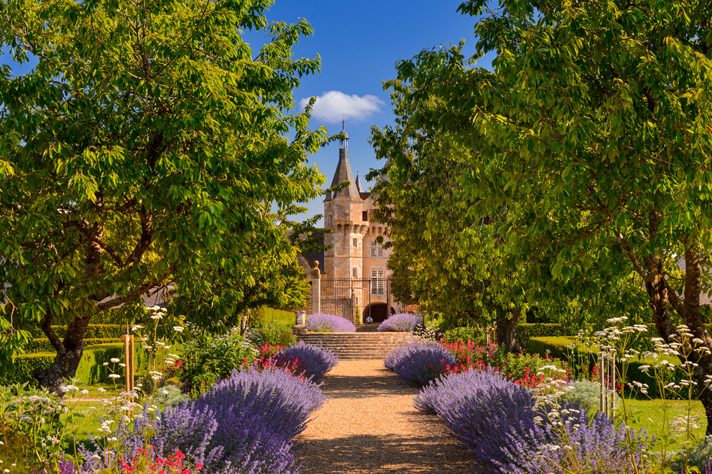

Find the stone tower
[[323, 122, 368, 281]]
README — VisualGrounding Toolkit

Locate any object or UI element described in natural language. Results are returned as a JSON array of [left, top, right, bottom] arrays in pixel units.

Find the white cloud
[[300, 91, 383, 123]]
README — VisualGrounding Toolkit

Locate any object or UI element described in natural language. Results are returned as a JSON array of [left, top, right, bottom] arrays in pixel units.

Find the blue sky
[[245, 1, 493, 224], [0, 1, 493, 225]]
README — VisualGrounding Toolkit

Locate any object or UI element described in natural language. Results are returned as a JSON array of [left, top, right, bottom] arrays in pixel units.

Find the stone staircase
[[296, 332, 415, 360]]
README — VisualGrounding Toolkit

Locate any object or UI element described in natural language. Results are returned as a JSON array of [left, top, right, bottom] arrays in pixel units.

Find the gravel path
[[297, 360, 473, 473]]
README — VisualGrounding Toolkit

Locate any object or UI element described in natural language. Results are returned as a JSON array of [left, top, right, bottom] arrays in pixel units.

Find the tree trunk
[[33, 315, 93, 394], [496, 307, 521, 353]]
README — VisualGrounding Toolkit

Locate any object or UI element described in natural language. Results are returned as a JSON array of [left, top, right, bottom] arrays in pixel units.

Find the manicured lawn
[[620, 398, 706, 443]]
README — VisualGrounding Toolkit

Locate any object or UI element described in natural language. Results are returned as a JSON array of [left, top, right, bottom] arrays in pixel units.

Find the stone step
[[298, 335, 413, 338], [296, 332, 415, 361]]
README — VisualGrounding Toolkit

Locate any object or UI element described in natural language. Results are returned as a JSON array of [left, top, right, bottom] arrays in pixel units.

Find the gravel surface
[[297, 360, 473, 473]]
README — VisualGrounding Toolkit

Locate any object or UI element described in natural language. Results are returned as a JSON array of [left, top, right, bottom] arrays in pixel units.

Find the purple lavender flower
[[276, 341, 338, 380], [415, 368, 649, 474], [377, 313, 418, 332], [83, 368, 326, 474], [384, 341, 457, 386], [305, 313, 356, 332], [414, 367, 536, 471], [500, 410, 649, 473]]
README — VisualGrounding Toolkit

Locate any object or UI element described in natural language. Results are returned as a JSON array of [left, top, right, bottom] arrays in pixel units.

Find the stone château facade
[[301, 124, 401, 323]]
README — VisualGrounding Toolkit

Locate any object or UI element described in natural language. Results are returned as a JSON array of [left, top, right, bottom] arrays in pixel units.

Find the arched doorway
[[363, 303, 393, 323]]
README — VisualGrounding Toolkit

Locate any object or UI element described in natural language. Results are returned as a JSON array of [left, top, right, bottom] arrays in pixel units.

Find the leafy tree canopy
[[384, 0, 712, 430], [0, 0, 326, 391]]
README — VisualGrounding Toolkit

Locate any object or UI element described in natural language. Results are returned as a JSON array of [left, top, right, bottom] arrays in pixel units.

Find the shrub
[[0, 343, 124, 386], [529, 336, 682, 397], [412, 324, 444, 341], [244, 327, 266, 347], [25, 337, 120, 354], [501, 410, 648, 474], [559, 379, 621, 416], [275, 342, 338, 380], [668, 437, 712, 473], [503, 352, 570, 388], [378, 313, 418, 332], [413, 368, 536, 471], [94, 368, 327, 474], [155, 384, 189, 407], [180, 330, 257, 394], [27, 324, 126, 339], [305, 313, 356, 333], [441, 326, 486, 344], [414, 368, 647, 474], [259, 321, 296, 346], [384, 341, 457, 387], [441, 339, 499, 366], [517, 323, 566, 350]]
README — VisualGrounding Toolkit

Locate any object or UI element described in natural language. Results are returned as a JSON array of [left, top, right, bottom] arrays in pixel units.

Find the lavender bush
[[500, 410, 648, 473], [305, 313, 356, 333], [414, 368, 536, 471], [415, 368, 648, 473], [276, 341, 338, 380], [384, 341, 456, 386], [378, 313, 417, 332], [85, 368, 326, 474]]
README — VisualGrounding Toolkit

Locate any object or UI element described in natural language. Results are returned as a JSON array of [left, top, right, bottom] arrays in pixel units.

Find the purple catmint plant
[[305, 313, 356, 332], [377, 313, 418, 332], [83, 368, 326, 474], [275, 341, 338, 380], [414, 367, 537, 471], [384, 341, 457, 386]]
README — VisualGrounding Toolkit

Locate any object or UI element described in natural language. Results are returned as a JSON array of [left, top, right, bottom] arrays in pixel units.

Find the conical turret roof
[[325, 125, 361, 201]]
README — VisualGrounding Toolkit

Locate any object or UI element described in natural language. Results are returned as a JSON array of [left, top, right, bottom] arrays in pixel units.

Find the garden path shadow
[[298, 360, 473, 473]]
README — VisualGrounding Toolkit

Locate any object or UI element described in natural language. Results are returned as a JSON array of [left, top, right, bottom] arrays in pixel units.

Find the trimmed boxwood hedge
[[528, 336, 683, 398], [0, 343, 125, 386], [27, 324, 126, 339], [517, 323, 569, 350], [25, 337, 121, 354]]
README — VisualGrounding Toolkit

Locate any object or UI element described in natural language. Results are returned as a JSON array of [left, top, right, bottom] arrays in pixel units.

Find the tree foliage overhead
[[382, 0, 712, 430], [0, 0, 326, 391], [369, 105, 515, 330]]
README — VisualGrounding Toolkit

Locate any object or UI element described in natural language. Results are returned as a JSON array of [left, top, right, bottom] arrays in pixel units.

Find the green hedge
[[28, 324, 126, 339], [518, 324, 569, 350], [260, 307, 294, 326], [25, 338, 121, 354], [528, 336, 682, 398], [0, 343, 126, 386]]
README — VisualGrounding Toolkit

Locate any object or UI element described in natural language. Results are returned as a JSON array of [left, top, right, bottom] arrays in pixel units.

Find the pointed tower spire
[[355, 172, 362, 193], [325, 122, 361, 201]]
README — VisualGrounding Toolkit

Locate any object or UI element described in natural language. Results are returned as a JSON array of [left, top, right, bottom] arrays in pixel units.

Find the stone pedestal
[[292, 324, 307, 336]]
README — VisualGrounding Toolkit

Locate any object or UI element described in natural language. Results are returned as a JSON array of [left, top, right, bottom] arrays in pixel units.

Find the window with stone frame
[[371, 270, 384, 295], [370, 241, 384, 258]]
